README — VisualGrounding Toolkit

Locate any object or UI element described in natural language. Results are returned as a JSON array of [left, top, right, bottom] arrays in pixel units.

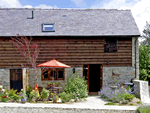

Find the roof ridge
[[0, 8, 131, 11]]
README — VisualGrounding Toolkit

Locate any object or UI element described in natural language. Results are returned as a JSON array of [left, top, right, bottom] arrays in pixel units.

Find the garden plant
[[98, 82, 139, 105], [136, 106, 150, 113], [40, 88, 50, 101], [57, 73, 89, 103]]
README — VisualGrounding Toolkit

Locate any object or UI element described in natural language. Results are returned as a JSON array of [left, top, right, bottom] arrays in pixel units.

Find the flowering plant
[[98, 81, 138, 103]]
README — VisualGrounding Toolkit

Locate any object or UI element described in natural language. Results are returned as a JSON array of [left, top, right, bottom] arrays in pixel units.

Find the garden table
[[46, 87, 63, 95]]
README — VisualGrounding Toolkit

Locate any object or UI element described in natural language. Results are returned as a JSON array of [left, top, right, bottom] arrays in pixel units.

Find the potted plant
[[0, 86, 2, 91], [21, 96, 26, 103], [1, 90, 7, 99], [49, 82, 54, 88], [54, 82, 58, 87], [57, 82, 60, 87], [54, 82, 60, 87], [50, 92, 59, 103], [47, 82, 51, 87]]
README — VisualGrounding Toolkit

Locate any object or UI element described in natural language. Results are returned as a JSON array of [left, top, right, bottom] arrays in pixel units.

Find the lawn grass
[[136, 106, 150, 113], [105, 102, 116, 105], [137, 101, 142, 104]]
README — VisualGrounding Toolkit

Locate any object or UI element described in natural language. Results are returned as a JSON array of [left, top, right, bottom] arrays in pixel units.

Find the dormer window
[[42, 23, 55, 32]]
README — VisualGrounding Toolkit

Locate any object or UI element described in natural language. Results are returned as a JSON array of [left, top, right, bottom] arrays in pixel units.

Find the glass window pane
[[42, 69, 48, 79], [50, 69, 56, 79], [58, 68, 63, 78], [45, 27, 53, 31], [43, 24, 53, 31]]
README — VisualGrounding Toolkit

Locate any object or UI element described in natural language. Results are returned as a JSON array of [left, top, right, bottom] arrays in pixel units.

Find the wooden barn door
[[83, 65, 89, 91], [10, 69, 23, 92], [83, 64, 103, 95]]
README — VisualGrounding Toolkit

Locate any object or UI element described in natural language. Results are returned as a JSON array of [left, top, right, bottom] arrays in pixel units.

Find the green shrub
[[0, 92, 2, 101], [63, 73, 88, 99], [1, 98, 9, 102], [40, 88, 49, 101], [105, 102, 116, 105], [26, 86, 32, 97], [28, 90, 40, 102], [136, 106, 150, 113], [124, 93, 135, 101], [11, 94, 20, 102], [59, 92, 72, 103], [8, 89, 17, 97]]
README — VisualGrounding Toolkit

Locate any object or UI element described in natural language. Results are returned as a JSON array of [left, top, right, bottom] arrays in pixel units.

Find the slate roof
[[0, 8, 141, 36]]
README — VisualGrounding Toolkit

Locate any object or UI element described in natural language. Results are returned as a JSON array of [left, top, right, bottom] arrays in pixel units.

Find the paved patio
[[0, 96, 141, 110], [0, 95, 150, 113]]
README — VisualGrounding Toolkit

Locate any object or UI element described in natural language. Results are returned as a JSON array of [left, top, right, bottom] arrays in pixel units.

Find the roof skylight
[[42, 23, 55, 32]]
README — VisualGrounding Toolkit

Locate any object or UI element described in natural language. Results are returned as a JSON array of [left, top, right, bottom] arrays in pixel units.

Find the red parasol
[[37, 59, 71, 81], [37, 59, 70, 68]]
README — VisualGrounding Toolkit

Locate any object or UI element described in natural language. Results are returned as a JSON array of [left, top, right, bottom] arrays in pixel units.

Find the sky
[[0, 0, 150, 45]]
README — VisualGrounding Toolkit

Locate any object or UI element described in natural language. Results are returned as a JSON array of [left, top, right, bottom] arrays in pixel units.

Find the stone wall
[[133, 80, 150, 103], [0, 69, 10, 90], [103, 66, 135, 87], [0, 106, 137, 113], [28, 66, 137, 92], [132, 37, 139, 80], [28, 67, 83, 93]]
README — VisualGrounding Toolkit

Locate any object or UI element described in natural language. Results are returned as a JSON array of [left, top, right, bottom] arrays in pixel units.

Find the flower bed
[[0, 73, 88, 104], [99, 82, 142, 106]]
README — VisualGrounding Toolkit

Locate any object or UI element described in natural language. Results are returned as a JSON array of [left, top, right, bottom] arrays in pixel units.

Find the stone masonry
[[0, 69, 10, 90], [132, 37, 139, 80], [28, 67, 83, 93], [133, 80, 150, 103], [103, 66, 135, 87]]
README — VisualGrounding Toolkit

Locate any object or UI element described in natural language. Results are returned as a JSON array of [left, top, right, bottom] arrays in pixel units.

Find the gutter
[[134, 37, 138, 79]]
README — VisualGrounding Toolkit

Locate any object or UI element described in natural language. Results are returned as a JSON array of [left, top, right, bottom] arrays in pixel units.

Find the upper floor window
[[42, 23, 55, 32], [104, 38, 117, 52], [41, 68, 64, 80]]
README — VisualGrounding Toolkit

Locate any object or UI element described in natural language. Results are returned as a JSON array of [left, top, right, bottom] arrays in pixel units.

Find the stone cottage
[[0, 8, 140, 95]]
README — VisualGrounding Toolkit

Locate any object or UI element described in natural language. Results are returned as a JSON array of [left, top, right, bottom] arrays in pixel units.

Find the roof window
[[42, 23, 55, 32]]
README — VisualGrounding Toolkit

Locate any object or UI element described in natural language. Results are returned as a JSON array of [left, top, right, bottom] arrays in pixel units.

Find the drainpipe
[[134, 37, 138, 79], [131, 37, 138, 83]]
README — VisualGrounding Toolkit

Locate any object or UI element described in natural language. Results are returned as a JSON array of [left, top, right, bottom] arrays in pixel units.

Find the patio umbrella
[[37, 59, 71, 81]]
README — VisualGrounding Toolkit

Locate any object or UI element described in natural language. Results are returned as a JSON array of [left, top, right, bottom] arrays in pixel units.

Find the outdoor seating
[[46, 86, 62, 99], [38, 86, 62, 99]]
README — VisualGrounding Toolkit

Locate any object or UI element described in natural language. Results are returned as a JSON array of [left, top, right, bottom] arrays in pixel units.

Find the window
[[58, 68, 64, 80], [41, 68, 64, 80], [42, 68, 49, 80], [42, 23, 55, 32], [104, 38, 117, 52]]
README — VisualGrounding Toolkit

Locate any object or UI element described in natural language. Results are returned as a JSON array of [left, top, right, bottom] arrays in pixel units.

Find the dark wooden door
[[89, 64, 100, 92], [10, 69, 23, 92], [83, 65, 89, 91], [100, 64, 103, 89], [83, 64, 103, 95]]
